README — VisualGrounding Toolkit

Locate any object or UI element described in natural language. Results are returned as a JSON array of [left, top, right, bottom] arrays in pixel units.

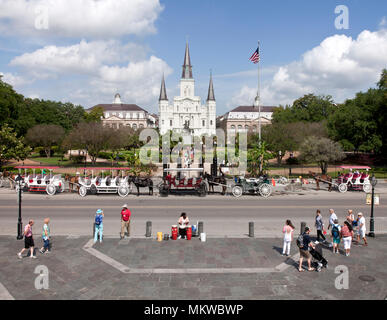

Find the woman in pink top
[[282, 220, 295, 256], [17, 220, 36, 259], [341, 221, 354, 256]]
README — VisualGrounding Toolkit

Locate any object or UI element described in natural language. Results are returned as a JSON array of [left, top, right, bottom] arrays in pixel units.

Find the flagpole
[[258, 41, 261, 145]]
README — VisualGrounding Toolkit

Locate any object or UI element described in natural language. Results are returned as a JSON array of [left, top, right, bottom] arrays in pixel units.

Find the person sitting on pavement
[[120, 204, 131, 239], [94, 209, 104, 244], [178, 212, 189, 239], [331, 219, 341, 254], [282, 220, 295, 257], [297, 227, 315, 272]]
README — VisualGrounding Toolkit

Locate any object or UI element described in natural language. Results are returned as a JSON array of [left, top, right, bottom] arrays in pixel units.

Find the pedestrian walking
[[178, 212, 189, 239], [346, 209, 354, 225], [327, 208, 338, 247], [297, 227, 315, 272], [17, 220, 37, 259], [282, 220, 295, 256], [39, 218, 51, 254], [94, 209, 104, 244], [356, 212, 368, 246], [341, 221, 354, 256], [120, 204, 131, 239], [331, 219, 341, 254], [315, 210, 326, 243]]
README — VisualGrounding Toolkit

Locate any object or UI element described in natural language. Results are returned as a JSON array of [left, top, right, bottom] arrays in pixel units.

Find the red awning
[[339, 166, 371, 169]]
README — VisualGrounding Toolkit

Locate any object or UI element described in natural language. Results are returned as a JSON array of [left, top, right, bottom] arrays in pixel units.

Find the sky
[[0, 0, 386, 116]]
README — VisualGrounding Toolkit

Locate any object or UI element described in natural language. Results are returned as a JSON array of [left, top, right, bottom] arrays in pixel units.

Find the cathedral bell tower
[[180, 42, 195, 98]]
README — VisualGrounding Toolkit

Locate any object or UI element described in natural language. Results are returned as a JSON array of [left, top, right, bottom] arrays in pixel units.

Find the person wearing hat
[[94, 209, 104, 244], [298, 227, 315, 272], [120, 204, 131, 239], [356, 213, 368, 246]]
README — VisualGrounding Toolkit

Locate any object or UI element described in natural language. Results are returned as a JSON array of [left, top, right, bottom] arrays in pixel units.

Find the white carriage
[[14, 166, 65, 196], [77, 168, 132, 198], [336, 166, 372, 193]]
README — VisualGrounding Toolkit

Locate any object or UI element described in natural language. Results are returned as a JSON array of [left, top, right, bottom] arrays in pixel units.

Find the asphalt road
[[1, 186, 386, 237]]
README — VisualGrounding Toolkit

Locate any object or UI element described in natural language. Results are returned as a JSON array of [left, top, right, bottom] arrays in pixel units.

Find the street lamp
[[368, 174, 377, 237], [84, 146, 88, 175], [15, 174, 23, 240]]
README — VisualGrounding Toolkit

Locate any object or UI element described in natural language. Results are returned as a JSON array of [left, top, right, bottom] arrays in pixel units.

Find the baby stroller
[[310, 243, 328, 272]]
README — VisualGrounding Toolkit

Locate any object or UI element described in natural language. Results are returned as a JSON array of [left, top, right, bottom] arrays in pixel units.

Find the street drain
[[359, 275, 376, 282]]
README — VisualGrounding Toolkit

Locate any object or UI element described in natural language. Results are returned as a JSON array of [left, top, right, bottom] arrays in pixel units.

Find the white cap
[[358, 212, 363, 216], [122, 204, 128, 208]]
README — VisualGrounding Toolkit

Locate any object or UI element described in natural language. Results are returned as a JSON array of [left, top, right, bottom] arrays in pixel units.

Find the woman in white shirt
[[178, 212, 190, 239], [282, 220, 295, 256]]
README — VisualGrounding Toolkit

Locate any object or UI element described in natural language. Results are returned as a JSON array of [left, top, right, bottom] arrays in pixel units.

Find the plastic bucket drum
[[157, 232, 163, 242], [186, 226, 192, 240], [192, 225, 197, 235], [171, 225, 178, 240], [200, 232, 206, 242]]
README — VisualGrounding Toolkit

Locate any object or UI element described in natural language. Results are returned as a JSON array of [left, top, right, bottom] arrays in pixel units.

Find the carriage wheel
[[79, 186, 87, 197], [159, 184, 169, 197], [46, 184, 56, 196], [118, 185, 129, 198], [90, 184, 97, 195], [362, 183, 371, 193], [197, 182, 207, 197], [338, 183, 348, 193], [259, 183, 272, 198], [232, 185, 243, 198]]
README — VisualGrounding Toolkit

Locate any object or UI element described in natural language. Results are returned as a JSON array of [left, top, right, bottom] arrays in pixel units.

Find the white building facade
[[158, 43, 216, 136]]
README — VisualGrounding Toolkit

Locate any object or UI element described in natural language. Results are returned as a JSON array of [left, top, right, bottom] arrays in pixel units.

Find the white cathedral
[[158, 42, 216, 136]]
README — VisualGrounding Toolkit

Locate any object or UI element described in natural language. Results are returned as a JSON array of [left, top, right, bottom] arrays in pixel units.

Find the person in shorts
[[298, 227, 315, 272], [331, 219, 341, 254], [356, 212, 368, 246], [18, 220, 36, 259]]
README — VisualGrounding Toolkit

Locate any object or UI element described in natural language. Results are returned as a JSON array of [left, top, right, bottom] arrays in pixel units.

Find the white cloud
[[380, 16, 386, 27], [1, 72, 31, 87], [0, 0, 163, 38], [231, 29, 387, 107], [8, 39, 172, 110]]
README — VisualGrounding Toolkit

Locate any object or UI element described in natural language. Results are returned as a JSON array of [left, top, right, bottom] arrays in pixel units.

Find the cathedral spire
[[207, 71, 215, 101], [181, 42, 193, 79], [159, 74, 168, 101]]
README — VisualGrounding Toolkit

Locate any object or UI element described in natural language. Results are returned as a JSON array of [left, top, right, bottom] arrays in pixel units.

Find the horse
[[64, 174, 80, 193], [128, 176, 153, 196], [309, 171, 333, 192], [204, 171, 227, 195]]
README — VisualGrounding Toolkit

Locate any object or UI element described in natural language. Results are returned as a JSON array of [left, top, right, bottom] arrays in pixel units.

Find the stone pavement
[[0, 235, 386, 300]]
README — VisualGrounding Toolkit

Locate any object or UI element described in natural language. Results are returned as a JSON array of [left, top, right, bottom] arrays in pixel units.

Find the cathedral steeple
[[181, 42, 193, 79], [159, 74, 168, 101], [207, 71, 215, 101]]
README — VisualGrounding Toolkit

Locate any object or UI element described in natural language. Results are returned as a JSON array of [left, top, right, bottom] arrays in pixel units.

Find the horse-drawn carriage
[[77, 168, 131, 197], [336, 166, 372, 193], [231, 175, 273, 198], [14, 166, 65, 196], [158, 168, 208, 197]]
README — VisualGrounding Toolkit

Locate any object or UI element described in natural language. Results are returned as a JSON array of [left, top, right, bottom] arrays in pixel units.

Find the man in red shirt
[[120, 204, 131, 239]]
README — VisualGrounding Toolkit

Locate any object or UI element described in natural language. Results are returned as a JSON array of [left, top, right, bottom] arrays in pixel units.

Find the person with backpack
[[120, 204, 131, 239], [94, 209, 104, 244], [17, 220, 37, 259], [315, 210, 326, 243], [331, 219, 341, 254], [341, 221, 354, 256], [282, 220, 295, 256], [297, 227, 315, 272], [327, 209, 338, 247]]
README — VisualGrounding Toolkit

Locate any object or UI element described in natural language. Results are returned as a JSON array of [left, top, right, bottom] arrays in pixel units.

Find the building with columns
[[87, 93, 156, 129], [158, 42, 216, 136]]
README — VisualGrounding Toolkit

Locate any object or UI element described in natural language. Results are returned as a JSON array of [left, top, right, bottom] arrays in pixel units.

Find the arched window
[[231, 125, 235, 130], [132, 124, 137, 130], [139, 124, 144, 129], [238, 125, 242, 131]]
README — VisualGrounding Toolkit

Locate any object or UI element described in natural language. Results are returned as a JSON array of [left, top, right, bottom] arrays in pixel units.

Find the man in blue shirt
[[94, 209, 104, 244], [298, 227, 315, 272]]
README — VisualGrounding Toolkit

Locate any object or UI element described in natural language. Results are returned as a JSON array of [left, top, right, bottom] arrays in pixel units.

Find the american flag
[[249, 46, 260, 64]]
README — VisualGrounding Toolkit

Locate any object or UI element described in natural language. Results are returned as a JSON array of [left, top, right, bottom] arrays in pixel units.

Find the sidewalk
[[0, 235, 386, 300]]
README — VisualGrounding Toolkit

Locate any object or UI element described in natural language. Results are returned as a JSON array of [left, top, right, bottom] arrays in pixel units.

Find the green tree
[[25, 124, 65, 158], [84, 106, 104, 123], [247, 142, 272, 176], [299, 136, 345, 174], [0, 124, 31, 169]]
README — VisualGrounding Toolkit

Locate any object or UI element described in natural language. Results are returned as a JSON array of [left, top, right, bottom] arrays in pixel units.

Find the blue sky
[[0, 0, 386, 115]]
